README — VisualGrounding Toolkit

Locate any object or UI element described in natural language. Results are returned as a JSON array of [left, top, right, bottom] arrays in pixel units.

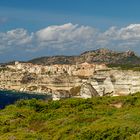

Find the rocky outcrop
[[79, 82, 99, 99], [28, 48, 140, 65], [52, 90, 71, 100], [1, 60, 140, 100], [90, 70, 140, 96]]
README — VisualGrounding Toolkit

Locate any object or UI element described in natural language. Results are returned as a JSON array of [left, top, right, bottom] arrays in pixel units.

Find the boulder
[[52, 90, 71, 100], [80, 82, 99, 99]]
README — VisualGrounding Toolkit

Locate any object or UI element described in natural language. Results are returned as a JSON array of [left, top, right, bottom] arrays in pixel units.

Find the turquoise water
[[0, 90, 51, 109]]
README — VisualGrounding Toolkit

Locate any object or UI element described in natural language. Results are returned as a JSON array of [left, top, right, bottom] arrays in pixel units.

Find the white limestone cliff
[[1, 62, 140, 100]]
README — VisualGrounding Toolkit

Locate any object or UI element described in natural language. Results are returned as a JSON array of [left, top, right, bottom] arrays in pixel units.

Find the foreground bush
[[1, 93, 140, 139]]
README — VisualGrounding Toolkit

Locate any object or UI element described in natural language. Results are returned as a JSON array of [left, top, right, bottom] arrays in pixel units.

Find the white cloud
[[1, 23, 140, 58], [34, 23, 98, 50], [36, 23, 78, 41], [0, 28, 32, 52]]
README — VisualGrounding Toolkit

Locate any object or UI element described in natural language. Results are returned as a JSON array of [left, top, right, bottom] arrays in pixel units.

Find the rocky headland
[[1, 48, 140, 100]]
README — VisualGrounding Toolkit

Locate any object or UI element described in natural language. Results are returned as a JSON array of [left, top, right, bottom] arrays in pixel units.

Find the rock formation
[[90, 70, 140, 96], [80, 82, 99, 99], [28, 48, 140, 65], [1, 58, 140, 100]]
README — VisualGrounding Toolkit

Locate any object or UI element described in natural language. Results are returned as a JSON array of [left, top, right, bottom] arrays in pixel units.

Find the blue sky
[[1, 0, 140, 62], [1, 0, 140, 31]]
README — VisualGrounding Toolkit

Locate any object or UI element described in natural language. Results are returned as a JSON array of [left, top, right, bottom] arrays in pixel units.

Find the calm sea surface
[[0, 90, 51, 109]]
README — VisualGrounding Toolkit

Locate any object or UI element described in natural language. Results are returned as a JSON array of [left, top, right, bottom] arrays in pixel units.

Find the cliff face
[[90, 70, 140, 96], [1, 61, 140, 100], [28, 48, 140, 65]]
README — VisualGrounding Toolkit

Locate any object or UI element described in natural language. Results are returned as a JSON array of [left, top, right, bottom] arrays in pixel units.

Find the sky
[[1, 0, 140, 62]]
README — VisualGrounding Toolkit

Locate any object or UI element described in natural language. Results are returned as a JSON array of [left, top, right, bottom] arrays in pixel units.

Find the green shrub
[[48, 101, 61, 109], [129, 132, 140, 140], [1, 94, 140, 139]]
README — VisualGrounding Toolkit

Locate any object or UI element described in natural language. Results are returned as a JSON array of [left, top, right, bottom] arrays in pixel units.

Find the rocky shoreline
[[1, 61, 140, 100]]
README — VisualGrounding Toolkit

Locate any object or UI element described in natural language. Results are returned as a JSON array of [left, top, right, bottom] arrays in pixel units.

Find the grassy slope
[[1, 94, 140, 140], [107, 64, 140, 71]]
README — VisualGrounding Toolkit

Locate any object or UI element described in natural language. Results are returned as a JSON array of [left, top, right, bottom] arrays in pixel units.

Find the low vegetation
[[108, 64, 140, 71], [1, 93, 140, 139], [0, 90, 50, 109]]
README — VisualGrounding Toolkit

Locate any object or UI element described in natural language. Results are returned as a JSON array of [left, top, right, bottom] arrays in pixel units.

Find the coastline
[[0, 88, 51, 96], [0, 89, 52, 109]]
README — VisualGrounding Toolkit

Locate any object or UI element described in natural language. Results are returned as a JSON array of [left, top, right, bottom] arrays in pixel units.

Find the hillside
[[28, 48, 140, 66], [1, 93, 140, 139]]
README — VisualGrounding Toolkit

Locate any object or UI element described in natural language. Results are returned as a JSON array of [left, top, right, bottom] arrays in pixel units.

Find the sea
[[0, 90, 51, 109]]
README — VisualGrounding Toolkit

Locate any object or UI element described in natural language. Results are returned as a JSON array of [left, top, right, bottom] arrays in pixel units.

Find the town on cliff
[[0, 60, 140, 100]]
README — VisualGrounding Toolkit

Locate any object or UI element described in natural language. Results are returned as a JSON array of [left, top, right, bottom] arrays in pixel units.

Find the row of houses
[[7, 61, 108, 77]]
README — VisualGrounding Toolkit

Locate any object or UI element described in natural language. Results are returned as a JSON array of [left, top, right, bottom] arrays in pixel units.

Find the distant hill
[[28, 48, 140, 66], [2, 48, 140, 66]]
